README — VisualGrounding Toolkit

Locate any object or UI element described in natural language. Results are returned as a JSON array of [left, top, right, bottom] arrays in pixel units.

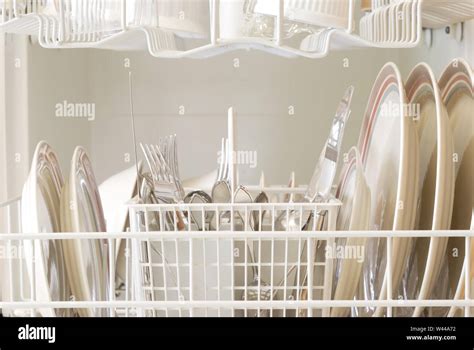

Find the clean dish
[[331, 147, 371, 317], [182, 169, 217, 192], [61, 146, 108, 317], [21, 141, 70, 317], [127, 0, 209, 38], [99, 163, 141, 253], [253, 0, 354, 31], [357, 62, 419, 317], [437, 58, 473, 317], [404, 63, 455, 317]]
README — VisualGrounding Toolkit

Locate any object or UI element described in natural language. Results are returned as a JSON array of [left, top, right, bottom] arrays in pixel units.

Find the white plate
[[331, 147, 371, 317], [61, 146, 108, 317], [437, 58, 474, 317], [356, 62, 419, 317], [404, 63, 455, 317], [21, 141, 70, 317]]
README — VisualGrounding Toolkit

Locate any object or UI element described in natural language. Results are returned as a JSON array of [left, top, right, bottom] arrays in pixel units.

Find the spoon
[[183, 190, 212, 230], [210, 181, 232, 230], [253, 191, 269, 231]]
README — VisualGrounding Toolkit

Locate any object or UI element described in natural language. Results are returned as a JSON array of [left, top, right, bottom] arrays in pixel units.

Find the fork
[[140, 141, 183, 203], [159, 135, 185, 200]]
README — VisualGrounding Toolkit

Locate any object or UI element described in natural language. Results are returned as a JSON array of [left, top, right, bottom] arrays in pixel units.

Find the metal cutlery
[[183, 190, 212, 231], [140, 140, 184, 203], [252, 191, 269, 231]]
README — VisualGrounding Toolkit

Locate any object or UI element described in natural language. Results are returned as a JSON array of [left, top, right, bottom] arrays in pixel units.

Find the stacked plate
[[359, 0, 420, 46], [439, 58, 474, 317], [60, 147, 108, 317], [21, 141, 70, 317], [2, 0, 209, 45], [332, 147, 371, 317], [331, 58, 473, 317], [20, 143, 109, 317], [220, 0, 354, 39], [422, 0, 474, 29]]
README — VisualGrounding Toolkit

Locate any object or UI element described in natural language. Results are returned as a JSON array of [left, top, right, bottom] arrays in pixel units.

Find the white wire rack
[[0, 1, 472, 58], [0, 193, 472, 317]]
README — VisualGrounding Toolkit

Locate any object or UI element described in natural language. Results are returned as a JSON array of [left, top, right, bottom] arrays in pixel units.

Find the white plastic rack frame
[[0, 192, 472, 317], [0, 0, 473, 58]]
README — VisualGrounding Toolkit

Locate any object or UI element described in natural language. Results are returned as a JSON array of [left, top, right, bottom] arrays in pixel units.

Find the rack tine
[[223, 138, 230, 182], [216, 138, 225, 182]]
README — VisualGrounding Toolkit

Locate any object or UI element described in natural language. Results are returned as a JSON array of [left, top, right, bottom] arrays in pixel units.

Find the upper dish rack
[[0, 0, 472, 58]]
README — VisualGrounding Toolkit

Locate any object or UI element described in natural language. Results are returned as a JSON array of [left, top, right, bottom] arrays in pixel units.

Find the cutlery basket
[[127, 199, 341, 317]]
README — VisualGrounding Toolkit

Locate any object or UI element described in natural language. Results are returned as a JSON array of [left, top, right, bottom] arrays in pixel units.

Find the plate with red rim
[[331, 146, 371, 317], [403, 62, 455, 317], [436, 58, 474, 317], [356, 62, 419, 317]]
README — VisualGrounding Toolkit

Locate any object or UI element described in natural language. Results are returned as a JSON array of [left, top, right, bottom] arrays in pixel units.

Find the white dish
[[436, 58, 474, 317], [219, 0, 248, 39], [331, 147, 371, 317], [254, 0, 354, 31], [61, 146, 108, 317], [356, 62, 419, 317], [182, 169, 217, 192], [99, 164, 141, 245], [21, 141, 70, 317], [404, 63, 455, 317], [127, 0, 209, 38]]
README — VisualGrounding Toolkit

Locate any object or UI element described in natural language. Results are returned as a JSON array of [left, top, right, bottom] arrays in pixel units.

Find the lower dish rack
[[0, 195, 472, 317]]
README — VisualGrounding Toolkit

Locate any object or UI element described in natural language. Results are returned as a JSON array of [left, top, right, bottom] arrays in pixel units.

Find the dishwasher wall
[[1, 20, 473, 202]]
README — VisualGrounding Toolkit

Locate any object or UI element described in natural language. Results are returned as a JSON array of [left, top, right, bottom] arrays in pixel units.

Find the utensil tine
[[147, 144, 163, 181], [169, 135, 177, 180], [172, 135, 181, 182], [140, 143, 157, 181], [170, 135, 185, 199], [152, 144, 169, 182], [158, 144, 175, 185], [165, 135, 171, 166]]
